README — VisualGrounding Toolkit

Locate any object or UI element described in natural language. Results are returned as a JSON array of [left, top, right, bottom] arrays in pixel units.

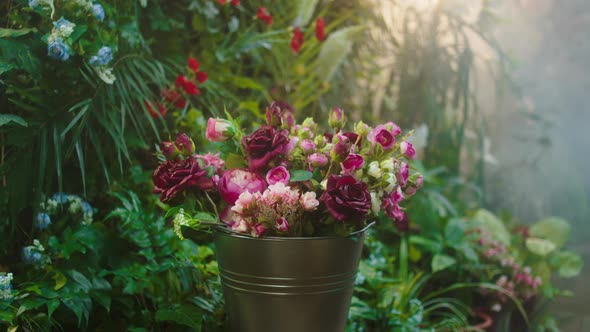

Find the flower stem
[[399, 234, 408, 281]]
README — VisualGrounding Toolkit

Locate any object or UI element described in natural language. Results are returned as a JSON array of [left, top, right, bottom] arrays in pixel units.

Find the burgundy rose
[[320, 175, 371, 222], [153, 157, 215, 202], [242, 126, 289, 171], [331, 134, 352, 160], [175, 133, 195, 155], [265, 100, 295, 128], [341, 154, 365, 173], [342, 132, 362, 147], [160, 141, 179, 159]]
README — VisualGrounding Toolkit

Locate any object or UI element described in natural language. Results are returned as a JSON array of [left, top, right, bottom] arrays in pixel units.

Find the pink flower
[[196, 153, 225, 174], [300, 191, 319, 211], [368, 125, 395, 150], [206, 118, 234, 142], [397, 162, 409, 187], [232, 217, 249, 233], [385, 122, 402, 136], [300, 139, 316, 154], [400, 141, 416, 160], [251, 224, 267, 237], [220, 206, 234, 225], [308, 153, 328, 167], [404, 174, 423, 196], [276, 217, 289, 232], [341, 154, 365, 173], [328, 107, 345, 129], [218, 169, 267, 204], [331, 134, 352, 159], [232, 191, 258, 215], [266, 166, 290, 185], [382, 195, 405, 221]]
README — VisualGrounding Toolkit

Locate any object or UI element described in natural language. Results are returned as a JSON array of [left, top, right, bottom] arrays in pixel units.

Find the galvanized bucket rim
[[212, 221, 375, 241]]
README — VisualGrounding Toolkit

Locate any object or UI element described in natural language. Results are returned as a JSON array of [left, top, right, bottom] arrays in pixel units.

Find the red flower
[[290, 27, 304, 54], [144, 100, 167, 118], [196, 71, 208, 83], [175, 75, 201, 95], [162, 89, 186, 109], [315, 17, 326, 41], [242, 126, 289, 171], [231, 0, 240, 5], [257, 7, 273, 25], [188, 57, 199, 73], [175, 75, 190, 89], [153, 157, 216, 203]]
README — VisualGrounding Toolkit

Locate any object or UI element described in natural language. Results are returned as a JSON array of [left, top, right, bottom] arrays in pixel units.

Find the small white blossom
[[367, 161, 382, 178]]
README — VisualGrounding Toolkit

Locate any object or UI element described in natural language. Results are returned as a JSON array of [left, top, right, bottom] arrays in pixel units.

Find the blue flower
[[47, 39, 70, 61], [52, 192, 69, 204], [29, 0, 40, 8], [93, 4, 105, 21], [35, 213, 51, 230], [22, 247, 42, 265], [89, 56, 100, 66], [81, 201, 93, 215], [97, 46, 113, 65], [54, 17, 71, 30]]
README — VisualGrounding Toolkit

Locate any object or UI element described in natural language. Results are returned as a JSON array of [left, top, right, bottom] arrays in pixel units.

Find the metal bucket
[[214, 225, 370, 332]]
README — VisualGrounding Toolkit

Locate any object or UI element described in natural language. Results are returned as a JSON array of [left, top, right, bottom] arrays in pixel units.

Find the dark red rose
[[153, 157, 215, 202], [265, 100, 295, 128], [320, 175, 371, 222], [242, 126, 289, 171]]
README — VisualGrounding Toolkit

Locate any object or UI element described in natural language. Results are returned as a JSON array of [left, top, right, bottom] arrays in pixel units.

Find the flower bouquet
[[152, 101, 423, 332]]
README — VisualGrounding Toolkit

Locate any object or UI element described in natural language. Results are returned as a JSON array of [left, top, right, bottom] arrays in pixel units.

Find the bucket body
[[214, 228, 367, 332]]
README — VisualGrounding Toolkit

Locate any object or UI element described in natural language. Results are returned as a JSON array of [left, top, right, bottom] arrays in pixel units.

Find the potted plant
[[152, 102, 423, 332]]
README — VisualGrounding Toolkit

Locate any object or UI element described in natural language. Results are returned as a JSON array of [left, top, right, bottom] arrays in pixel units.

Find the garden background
[[1, 0, 589, 331]]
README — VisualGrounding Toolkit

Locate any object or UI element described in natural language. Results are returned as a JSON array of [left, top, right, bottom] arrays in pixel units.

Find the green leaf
[[290, 170, 313, 182], [69, 270, 93, 292], [225, 153, 247, 169], [156, 304, 203, 330], [52, 270, 67, 290], [0, 114, 28, 127], [431, 254, 457, 272], [554, 251, 584, 278], [470, 209, 510, 246], [526, 237, 557, 256], [69, 25, 88, 44], [47, 299, 60, 318], [294, 0, 319, 26], [316, 26, 365, 81], [529, 217, 571, 248], [0, 62, 16, 75], [193, 212, 217, 223], [444, 218, 465, 244], [0, 28, 36, 38]]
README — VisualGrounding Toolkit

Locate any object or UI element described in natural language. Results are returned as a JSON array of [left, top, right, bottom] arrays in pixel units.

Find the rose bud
[[160, 141, 180, 159], [400, 141, 416, 160], [330, 134, 352, 160], [308, 153, 328, 167], [206, 118, 235, 142], [354, 121, 371, 137], [266, 166, 290, 185], [218, 169, 267, 204], [404, 174, 423, 197], [328, 107, 346, 130], [313, 135, 328, 149], [385, 121, 402, 136], [397, 162, 410, 187], [343, 132, 362, 147], [175, 133, 196, 155], [275, 217, 289, 232], [301, 117, 318, 132], [265, 100, 295, 129], [370, 192, 381, 214], [367, 125, 395, 150], [300, 139, 316, 154], [341, 153, 365, 173], [300, 191, 319, 211], [320, 175, 371, 222]]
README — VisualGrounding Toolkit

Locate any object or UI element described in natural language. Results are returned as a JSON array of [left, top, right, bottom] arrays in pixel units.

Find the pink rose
[[404, 174, 423, 196], [385, 122, 402, 136], [218, 169, 267, 204], [400, 141, 416, 160], [300, 191, 319, 211], [206, 118, 234, 142], [300, 139, 316, 154], [308, 153, 328, 167], [397, 162, 409, 187], [367, 125, 395, 150], [266, 166, 290, 185], [196, 153, 225, 174], [275, 217, 289, 232], [341, 153, 365, 173]]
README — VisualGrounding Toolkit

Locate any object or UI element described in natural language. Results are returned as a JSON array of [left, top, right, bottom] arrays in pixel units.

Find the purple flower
[[152, 157, 215, 202], [400, 141, 416, 160], [266, 166, 290, 185], [242, 126, 289, 171], [275, 217, 289, 232], [218, 169, 267, 204], [341, 154, 365, 173], [397, 161, 409, 187], [308, 153, 328, 167], [320, 175, 371, 222]]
